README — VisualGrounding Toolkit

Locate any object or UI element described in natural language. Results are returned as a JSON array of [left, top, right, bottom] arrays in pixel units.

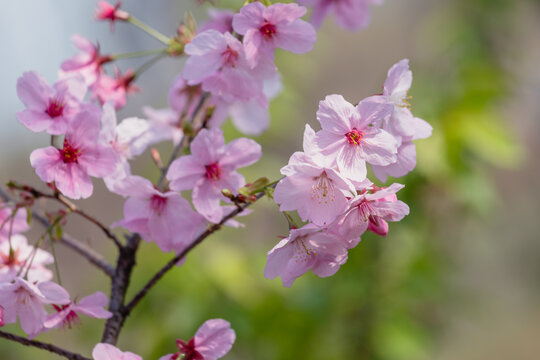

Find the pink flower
[[330, 183, 409, 241], [264, 224, 349, 287], [367, 59, 432, 181], [113, 176, 207, 253], [0, 204, 29, 239], [60, 34, 112, 87], [0, 278, 70, 337], [199, 8, 235, 34], [298, 0, 382, 31], [92, 68, 139, 109], [159, 319, 236, 360], [30, 107, 119, 200], [92, 343, 142, 360], [274, 124, 356, 226], [183, 30, 265, 104], [168, 76, 204, 116], [16, 71, 86, 135], [95, 1, 129, 31], [44, 291, 112, 329], [232, 2, 316, 66], [167, 128, 261, 223], [0, 235, 53, 283], [99, 102, 151, 194], [314, 94, 397, 181]]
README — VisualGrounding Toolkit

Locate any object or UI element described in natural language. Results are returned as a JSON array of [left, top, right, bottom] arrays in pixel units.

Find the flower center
[[260, 22, 277, 40], [61, 139, 81, 164], [150, 194, 168, 214], [205, 163, 221, 181], [222, 46, 239, 67], [345, 128, 364, 146], [52, 304, 80, 329], [45, 98, 65, 118], [357, 200, 376, 221], [293, 236, 317, 263], [176, 338, 203, 360], [311, 171, 335, 205]]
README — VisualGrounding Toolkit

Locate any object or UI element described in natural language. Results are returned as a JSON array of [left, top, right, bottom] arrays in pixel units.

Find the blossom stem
[[133, 52, 167, 78], [127, 16, 171, 45], [0, 330, 91, 360], [111, 48, 166, 60]]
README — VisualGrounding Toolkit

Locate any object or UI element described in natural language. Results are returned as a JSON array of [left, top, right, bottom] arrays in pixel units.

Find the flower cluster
[[2, 0, 429, 358], [266, 59, 431, 287]]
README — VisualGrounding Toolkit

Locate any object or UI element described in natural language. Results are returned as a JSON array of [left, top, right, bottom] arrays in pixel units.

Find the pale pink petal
[[190, 128, 225, 165], [361, 130, 398, 166], [336, 145, 367, 181], [37, 281, 70, 304], [167, 156, 206, 192], [228, 100, 270, 135], [92, 343, 142, 360], [355, 99, 393, 129], [16, 71, 51, 109], [194, 319, 236, 360], [232, 2, 265, 34], [193, 180, 223, 223], [76, 292, 112, 319], [372, 142, 416, 182], [220, 138, 262, 170], [17, 110, 53, 132], [79, 144, 119, 178], [384, 59, 412, 99], [264, 238, 295, 280], [317, 94, 358, 134], [17, 298, 46, 337], [30, 147, 62, 183], [274, 19, 316, 54]]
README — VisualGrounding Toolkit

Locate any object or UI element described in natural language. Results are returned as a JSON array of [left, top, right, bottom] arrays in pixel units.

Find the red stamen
[[345, 128, 364, 146], [259, 22, 277, 40], [60, 140, 81, 164], [205, 163, 221, 180]]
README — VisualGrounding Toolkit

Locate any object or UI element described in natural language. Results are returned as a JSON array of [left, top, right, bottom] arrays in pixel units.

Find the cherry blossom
[[167, 128, 261, 223], [60, 34, 112, 87], [183, 30, 265, 104], [330, 183, 409, 241], [0, 204, 29, 239], [232, 2, 317, 66], [264, 225, 349, 287], [274, 124, 356, 226], [16, 71, 86, 135], [314, 94, 397, 181], [99, 102, 151, 194], [30, 107, 119, 200], [44, 291, 112, 329], [92, 68, 139, 109], [159, 319, 236, 360], [0, 278, 70, 337], [367, 59, 432, 181], [92, 343, 142, 360], [0, 235, 53, 283], [199, 8, 235, 34], [95, 1, 129, 30], [113, 176, 207, 253], [298, 0, 382, 31]]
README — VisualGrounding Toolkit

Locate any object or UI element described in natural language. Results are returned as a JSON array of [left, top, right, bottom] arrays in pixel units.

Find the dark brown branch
[[0, 187, 115, 277], [123, 191, 267, 315], [101, 233, 140, 344], [0, 330, 91, 360]]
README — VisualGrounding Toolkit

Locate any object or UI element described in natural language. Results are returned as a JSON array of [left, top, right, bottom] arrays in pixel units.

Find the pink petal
[[190, 128, 225, 165], [37, 281, 70, 304], [76, 292, 112, 319], [336, 145, 367, 181], [30, 147, 62, 183], [79, 144, 119, 178], [194, 319, 236, 360], [16, 110, 54, 133], [274, 19, 316, 54], [232, 2, 265, 34], [16, 71, 51, 109], [361, 130, 398, 166], [167, 156, 206, 192], [317, 94, 358, 134], [193, 180, 223, 223], [220, 138, 261, 171]]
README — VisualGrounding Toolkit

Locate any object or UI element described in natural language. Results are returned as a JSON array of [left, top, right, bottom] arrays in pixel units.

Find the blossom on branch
[[159, 319, 236, 360], [30, 107, 119, 199], [92, 343, 142, 360]]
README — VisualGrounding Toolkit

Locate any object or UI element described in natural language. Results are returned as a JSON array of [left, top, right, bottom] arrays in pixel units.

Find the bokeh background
[[1, 0, 540, 359]]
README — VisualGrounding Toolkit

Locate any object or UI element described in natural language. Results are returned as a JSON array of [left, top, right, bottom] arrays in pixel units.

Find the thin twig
[[156, 92, 210, 189], [123, 191, 268, 315], [0, 330, 91, 360], [0, 187, 115, 277]]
